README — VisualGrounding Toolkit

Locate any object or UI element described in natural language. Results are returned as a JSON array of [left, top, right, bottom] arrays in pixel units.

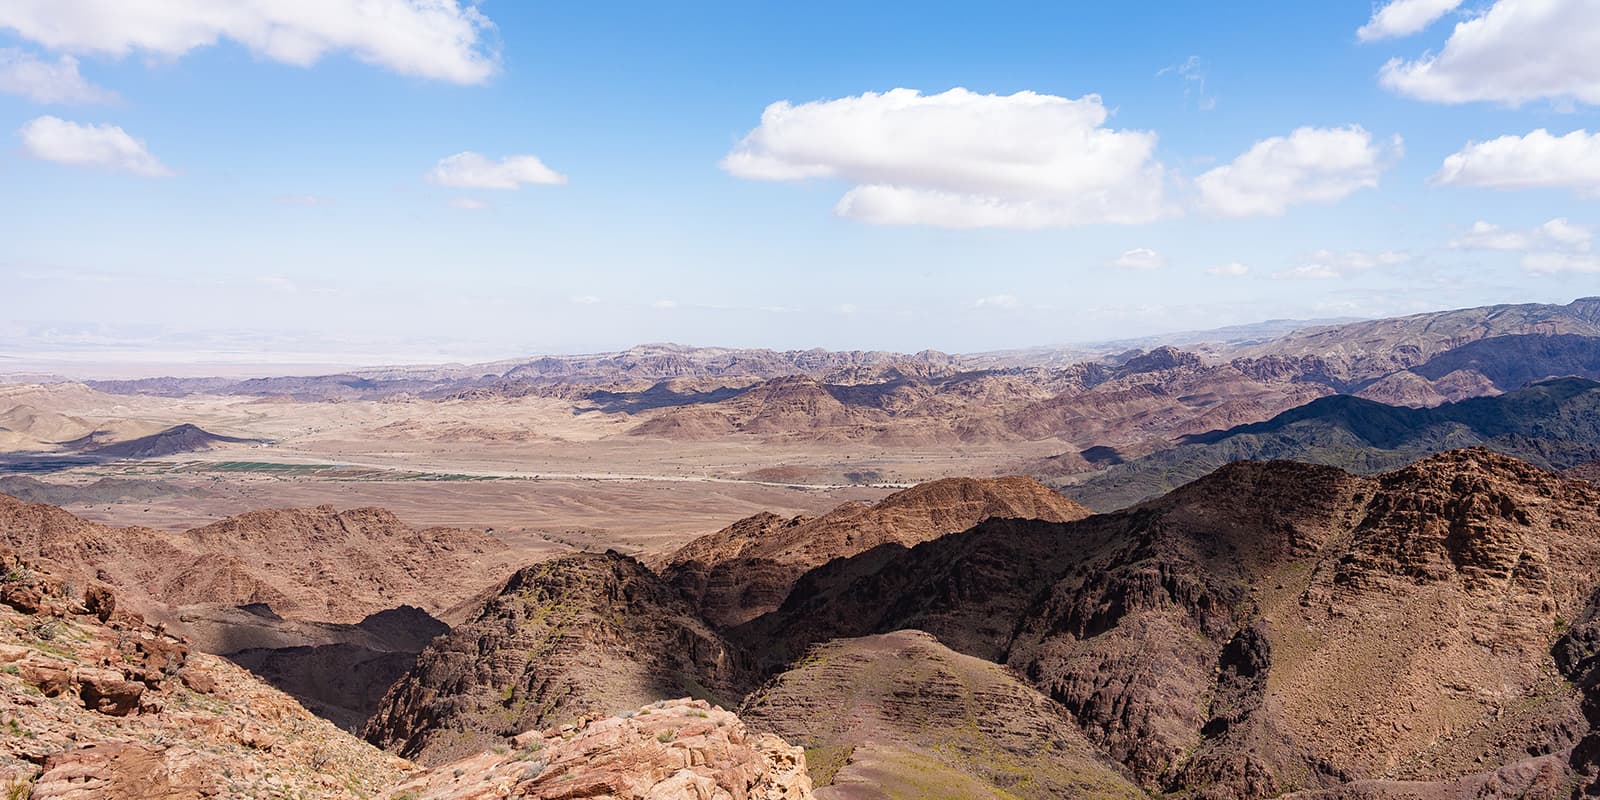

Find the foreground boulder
[[384, 698, 812, 800]]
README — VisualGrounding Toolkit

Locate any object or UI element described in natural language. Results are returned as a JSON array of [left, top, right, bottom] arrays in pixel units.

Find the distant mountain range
[[1063, 376, 1600, 511], [67, 297, 1600, 400]]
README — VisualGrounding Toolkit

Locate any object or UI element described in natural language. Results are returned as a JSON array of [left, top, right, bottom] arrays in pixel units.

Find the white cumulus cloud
[[1357, 0, 1462, 41], [1196, 126, 1397, 217], [1208, 262, 1250, 277], [0, 48, 115, 103], [1380, 0, 1600, 105], [721, 87, 1169, 229], [0, 0, 498, 85], [1110, 248, 1166, 270], [428, 152, 566, 190], [1433, 129, 1600, 194], [18, 115, 171, 176]]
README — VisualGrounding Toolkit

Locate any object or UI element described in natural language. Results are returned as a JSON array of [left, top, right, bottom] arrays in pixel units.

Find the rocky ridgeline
[[0, 545, 817, 799], [384, 698, 811, 800], [0, 546, 414, 798]]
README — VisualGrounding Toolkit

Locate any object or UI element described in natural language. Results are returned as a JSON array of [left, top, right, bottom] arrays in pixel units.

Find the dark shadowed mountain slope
[[661, 476, 1090, 628], [1237, 296, 1600, 387], [735, 450, 1600, 798], [1062, 377, 1600, 511], [363, 551, 754, 767]]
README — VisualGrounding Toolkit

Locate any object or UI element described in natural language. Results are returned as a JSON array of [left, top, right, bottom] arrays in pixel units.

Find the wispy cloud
[[1110, 248, 1166, 270], [429, 152, 567, 190]]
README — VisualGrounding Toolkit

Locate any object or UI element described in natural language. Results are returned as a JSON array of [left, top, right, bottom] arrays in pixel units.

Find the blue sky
[[1, 1, 1597, 369]]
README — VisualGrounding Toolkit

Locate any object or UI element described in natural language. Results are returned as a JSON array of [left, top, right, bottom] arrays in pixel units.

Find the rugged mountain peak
[[365, 551, 752, 767], [384, 698, 812, 800], [663, 476, 1089, 628], [1118, 346, 1204, 375], [1332, 447, 1596, 599]]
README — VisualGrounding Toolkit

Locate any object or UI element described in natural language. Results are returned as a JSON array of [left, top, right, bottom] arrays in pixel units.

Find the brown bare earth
[[3, 301, 1597, 545], [739, 630, 1143, 799]]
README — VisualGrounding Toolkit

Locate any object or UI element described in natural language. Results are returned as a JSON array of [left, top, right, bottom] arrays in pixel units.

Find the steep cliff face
[[364, 551, 753, 767], [733, 450, 1600, 798], [662, 476, 1090, 628]]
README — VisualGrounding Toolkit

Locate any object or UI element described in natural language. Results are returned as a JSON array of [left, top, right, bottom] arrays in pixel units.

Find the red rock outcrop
[[383, 698, 812, 800], [0, 546, 414, 798]]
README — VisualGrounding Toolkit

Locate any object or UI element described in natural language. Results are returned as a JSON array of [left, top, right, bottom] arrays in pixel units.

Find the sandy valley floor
[[0, 382, 1062, 558]]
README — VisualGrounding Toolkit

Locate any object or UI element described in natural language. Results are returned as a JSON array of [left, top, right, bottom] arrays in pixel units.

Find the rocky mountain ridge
[[728, 450, 1600, 797], [0, 542, 815, 800], [364, 551, 754, 767], [662, 476, 1090, 628]]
